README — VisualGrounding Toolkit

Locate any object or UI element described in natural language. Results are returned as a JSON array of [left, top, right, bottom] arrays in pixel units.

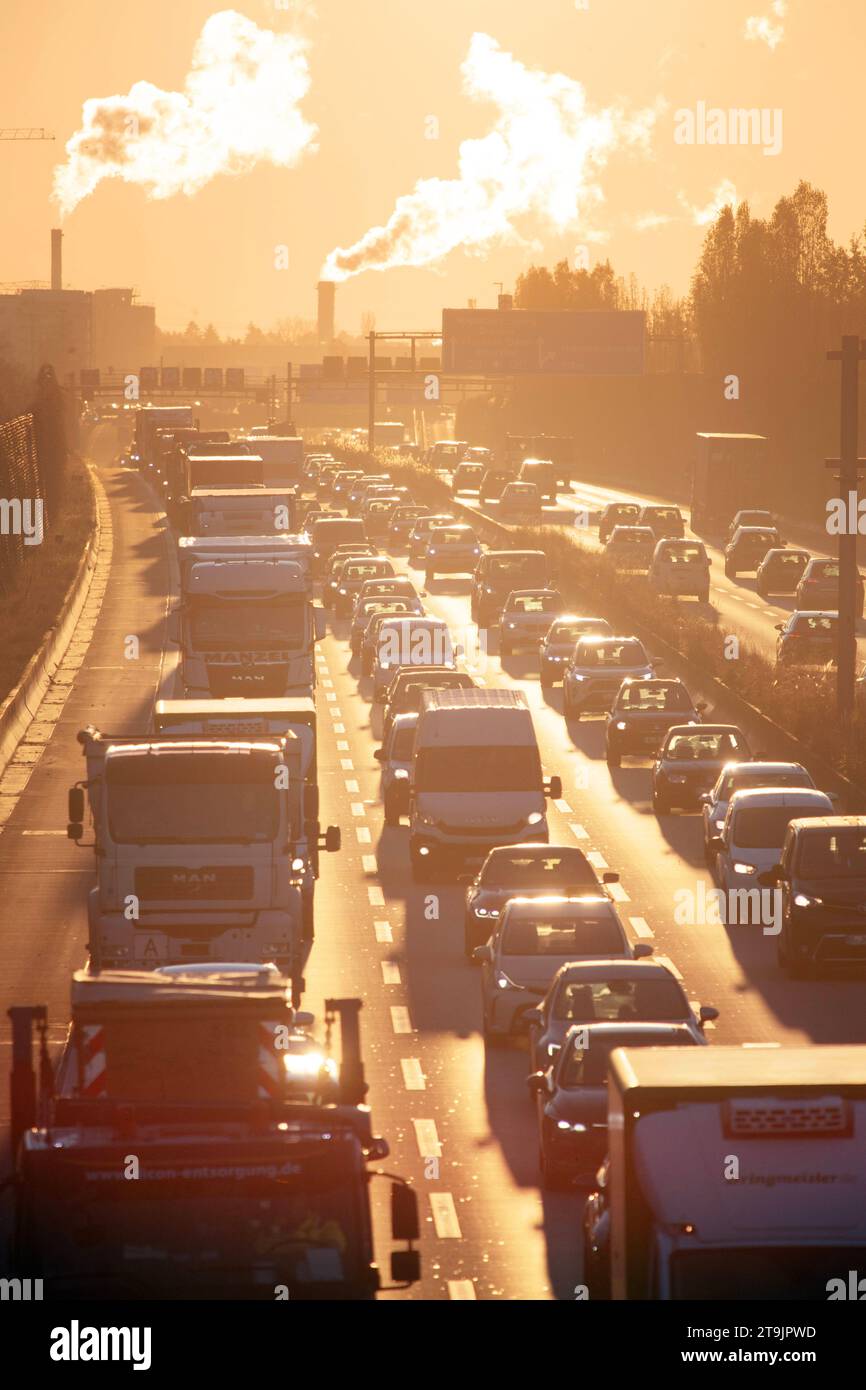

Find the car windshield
[[415, 745, 541, 793], [549, 621, 608, 645], [481, 851, 597, 889], [665, 731, 746, 761], [433, 530, 473, 545], [561, 1034, 687, 1086], [732, 804, 826, 849], [608, 507, 638, 520], [377, 622, 452, 666], [579, 642, 647, 667], [662, 547, 704, 565], [809, 563, 837, 578], [776, 554, 807, 569], [107, 752, 280, 843], [650, 510, 679, 522], [792, 616, 836, 635], [510, 595, 558, 613], [553, 977, 689, 1023], [344, 562, 392, 581], [617, 683, 691, 712], [796, 827, 866, 878], [742, 531, 775, 545], [501, 910, 624, 957]]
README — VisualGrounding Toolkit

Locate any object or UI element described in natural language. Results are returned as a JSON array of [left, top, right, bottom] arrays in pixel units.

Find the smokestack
[[51, 228, 63, 292], [317, 280, 335, 343]]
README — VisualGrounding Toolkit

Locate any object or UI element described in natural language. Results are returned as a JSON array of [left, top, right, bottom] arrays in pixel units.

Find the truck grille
[[206, 664, 289, 697], [135, 866, 255, 901]]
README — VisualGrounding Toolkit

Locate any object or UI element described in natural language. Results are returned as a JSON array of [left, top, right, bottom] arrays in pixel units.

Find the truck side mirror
[[67, 786, 84, 841], [322, 825, 341, 853], [391, 1249, 421, 1285], [373, 748, 384, 761], [391, 1182, 420, 1242], [546, 775, 563, 801]]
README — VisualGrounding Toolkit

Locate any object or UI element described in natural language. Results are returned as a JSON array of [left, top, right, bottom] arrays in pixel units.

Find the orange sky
[[1, 0, 862, 337]]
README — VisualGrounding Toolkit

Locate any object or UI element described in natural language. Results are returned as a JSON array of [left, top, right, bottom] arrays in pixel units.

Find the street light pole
[[368, 330, 376, 455], [826, 334, 866, 739]]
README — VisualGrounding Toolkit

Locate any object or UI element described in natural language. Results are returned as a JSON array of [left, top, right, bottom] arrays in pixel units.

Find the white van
[[408, 688, 561, 880]]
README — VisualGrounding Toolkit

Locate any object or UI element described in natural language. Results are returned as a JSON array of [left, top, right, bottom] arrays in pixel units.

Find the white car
[[604, 525, 656, 573], [374, 711, 418, 826], [715, 787, 834, 894], [648, 539, 711, 602], [499, 589, 565, 656], [371, 615, 456, 701], [700, 761, 815, 864], [563, 636, 654, 720]]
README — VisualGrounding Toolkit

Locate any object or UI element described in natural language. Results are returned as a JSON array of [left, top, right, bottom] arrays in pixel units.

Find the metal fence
[[0, 413, 42, 592]]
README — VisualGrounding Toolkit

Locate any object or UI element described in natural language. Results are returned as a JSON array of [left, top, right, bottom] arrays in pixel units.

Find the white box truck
[[605, 1045, 866, 1300], [67, 726, 341, 976], [240, 435, 304, 485], [408, 688, 561, 879], [185, 486, 296, 536]]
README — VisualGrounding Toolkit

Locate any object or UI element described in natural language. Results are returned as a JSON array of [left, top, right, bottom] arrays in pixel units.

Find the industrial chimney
[[317, 280, 336, 343], [51, 228, 62, 292]]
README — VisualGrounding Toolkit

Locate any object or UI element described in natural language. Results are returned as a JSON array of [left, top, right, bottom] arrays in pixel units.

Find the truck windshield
[[414, 745, 541, 792], [106, 753, 279, 843], [670, 1247, 866, 1300], [27, 1148, 367, 1300], [190, 597, 306, 651]]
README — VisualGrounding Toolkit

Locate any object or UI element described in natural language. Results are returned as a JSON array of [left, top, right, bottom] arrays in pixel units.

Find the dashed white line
[[334, 723, 345, 733], [429, 1193, 462, 1239], [412, 1118, 442, 1157], [345, 778, 359, 792], [374, 920, 393, 943], [351, 802, 365, 816], [607, 881, 629, 903], [448, 1280, 477, 1300], [325, 692, 337, 702], [390, 1006, 412, 1034], [362, 853, 378, 873], [655, 953, 683, 980], [628, 916, 654, 938], [554, 799, 572, 815], [356, 826, 372, 844], [322, 678, 334, 688], [340, 759, 354, 771], [367, 886, 385, 907], [381, 961, 401, 985], [569, 822, 589, 840], [337, 740, 350, 751], [587, 850, 609, 870], [401, 1058, 426, 1091]]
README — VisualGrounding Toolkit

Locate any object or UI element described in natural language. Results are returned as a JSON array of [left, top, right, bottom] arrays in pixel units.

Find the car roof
[[727, 787, 832, 809], [720, 760, 808, 777], [551, 959, 679, 982], [786, 815, 866, 832], [576, 634, 641, 647], [484, 842, 589, 862], [789, 609, 838, 619], [666, 723, 742, 735], [390, 711, 420, 732], [564, 1021, 695, 1043], [501, 895, 613, 918]]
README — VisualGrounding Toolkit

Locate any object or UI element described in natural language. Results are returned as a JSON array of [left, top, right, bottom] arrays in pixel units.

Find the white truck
[[185, 486, 296, 537], [604, 1045, 866, 1300], [239, 435, 304, 485], [408, 688, 562, 879], [174, 539, 323, 698], [67, 726, 341, 977]]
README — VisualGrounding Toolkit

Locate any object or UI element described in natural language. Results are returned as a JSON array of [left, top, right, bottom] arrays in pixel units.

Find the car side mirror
[[524, 1007, 543, 1027], [775, 623, 785, 632], [602, 871, 619, 884], [696, 701, 707, 712], [699, 1005, 720, 1025], [699, 793, 712, 805], [373, 748, 384, 762], [758, 865, 784, 887], [708, 833, 723, 851], [526, 1071, 550, 1096], [472, 945, 493, 964], [633, 943, 654, 959]]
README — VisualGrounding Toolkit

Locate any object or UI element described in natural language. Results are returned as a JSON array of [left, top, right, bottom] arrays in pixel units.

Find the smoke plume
[[321, 33, 655, 281], [53, 10, 317, 217]]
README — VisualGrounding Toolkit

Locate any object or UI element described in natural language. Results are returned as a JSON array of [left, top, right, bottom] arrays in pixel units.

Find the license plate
[[133, 933, 168, 962]]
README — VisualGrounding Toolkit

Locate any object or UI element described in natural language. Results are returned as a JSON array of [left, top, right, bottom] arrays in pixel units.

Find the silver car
[[374, 712, 417, 826], [700, 760, 815, 864], [562, 635, 654, 720]]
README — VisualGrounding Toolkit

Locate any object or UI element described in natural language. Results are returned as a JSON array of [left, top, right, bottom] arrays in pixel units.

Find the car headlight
[[713, 818, 725, 831], [283, 1051, 339, 1082], [794, 893, 822, 908], [732, 862, 756, 875], [556, 1120, 588, 1133], [496, 972, 514, 990], [615, 721, 627, 730], [527, 811, 544, 826], [394, 768, 409, 780], [484, 586, 495, 594], [339, 587, 347, 595], [571, 673, 586, 682], [506, 621, 517, 629]]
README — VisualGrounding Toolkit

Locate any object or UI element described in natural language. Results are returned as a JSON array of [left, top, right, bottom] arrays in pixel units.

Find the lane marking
[[325, 692, 337, 702], [628, 916, 654, 938], [569, 822, 589, 840], [381, 961, 401, 985], [334, 723, 345, 733], [329, 707, 342, 718], [429, 1193, 462, 1239], [21, 829, 66, 836], [655, 953, 683, 980], [607, 881, 629, 903], [362, 854, 378, 873], [412, 1118, 442, 1157], [367, 886, 385, 906], [587, 850, 609, 870], [341, 759, 354, 771], [448, 1280, 477, 1300], [554, 799, 572, 815], [374, 920, 393, 942], [356, 826, 372, 844], [345, 778, 360, 792], [390, 1005, 412, 1034], [337, 740, 350, 751], [322, 678, 334, 688], [351, 802, 365, 816], [401, 1058, 426, 1091]]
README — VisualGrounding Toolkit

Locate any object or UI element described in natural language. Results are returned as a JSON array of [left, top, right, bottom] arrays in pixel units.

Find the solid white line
[[391, 1005, 412, 1034], [362, 854, 378, 873], [412, 1118, 442, 1157], [448, 1280, 477, 1300], [429, 1193, 462, 1239], [628, 916, 654, 938], [374, 920, 393, 942], [356, 826, 372, 844], [368, 886, 385, 906], [381, 961, 401, 985], [569, 822, 589, 840], [401, 1058, 426, 1090]]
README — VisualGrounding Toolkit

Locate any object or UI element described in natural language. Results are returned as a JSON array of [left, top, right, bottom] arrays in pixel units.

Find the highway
[[455, 471, 866, 666], [3, 424, 866, 1301]]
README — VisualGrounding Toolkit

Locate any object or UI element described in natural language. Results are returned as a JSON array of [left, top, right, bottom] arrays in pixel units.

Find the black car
[[479, 469, 514, 503], [637, 505, 685, 540], [605, 678, 705, 766], [470, 550, 551, 628], [760, 816, 866, 976], [598, 502, 639, 545], [462, 843, 618, 957], [528, 1021, 699, 1188], [755, 547, 810, 599], [724, 526, 780, 579], [652, 724, 751, 814]]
